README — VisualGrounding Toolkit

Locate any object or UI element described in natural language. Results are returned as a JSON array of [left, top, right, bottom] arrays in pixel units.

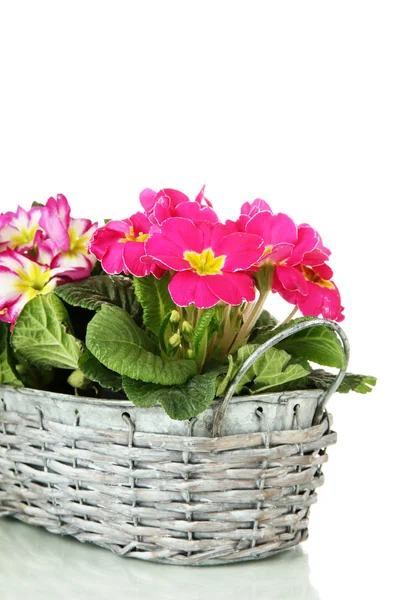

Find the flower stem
[[229, 289, 270, 354], [275, 305, 298, 328]]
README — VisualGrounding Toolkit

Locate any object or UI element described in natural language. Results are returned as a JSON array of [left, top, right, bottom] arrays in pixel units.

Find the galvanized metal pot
[[0, 319, 349, 565]]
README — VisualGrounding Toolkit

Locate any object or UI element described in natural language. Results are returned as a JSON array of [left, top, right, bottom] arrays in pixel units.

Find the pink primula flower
[[89, 212, 163, 277], [245, 210, 298, 265], [273, 262, 344, 322], [227, 198, 273, 232], [272, 224, 344, 321], [140, 187, 219, 226], [39, 194, 97, 274], [145, 217, 265, 308], [0, 205, 43, 252], [0, 249, 87, 327]]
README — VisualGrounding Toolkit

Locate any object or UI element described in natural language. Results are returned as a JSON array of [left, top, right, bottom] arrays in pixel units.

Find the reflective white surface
[[0, 392, 397, 600], [0, 518, 319, 600]]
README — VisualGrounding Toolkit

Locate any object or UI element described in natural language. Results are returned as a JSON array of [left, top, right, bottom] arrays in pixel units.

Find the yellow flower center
[[10, 226, 37, 249], [119, 226, 150, 244], [301, 265, 335, 289], [262, 244, 273, 258], [14, 263, 55, 301], [184, 248, 225, 276], [67, 227, 91, 257]]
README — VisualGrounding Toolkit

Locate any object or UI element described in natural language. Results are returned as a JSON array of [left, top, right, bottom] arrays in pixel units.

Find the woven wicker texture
[[0, 319, 347, 565], [0, 398, 336, 565]]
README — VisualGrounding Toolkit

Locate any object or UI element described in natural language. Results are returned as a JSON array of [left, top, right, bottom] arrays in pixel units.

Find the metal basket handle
[[212, 318, 350, 437]]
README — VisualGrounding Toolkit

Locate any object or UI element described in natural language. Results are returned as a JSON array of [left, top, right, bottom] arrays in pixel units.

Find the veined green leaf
[[252, 317, 346, 369], [122, 377, 160, 407], [86, 305, 196, 385], [79, 348, 122, 391], [55, 274, 140, 317], [133, 274, 175, 336], [218, 343, 311, 396], [11, 294, 83, 370], [309, 370, 377, 394], [123, 369, 221, 420], [0, 322, 23, 386]]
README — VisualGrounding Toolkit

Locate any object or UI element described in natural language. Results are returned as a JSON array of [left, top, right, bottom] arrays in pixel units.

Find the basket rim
[[0, 383, 324, 410]]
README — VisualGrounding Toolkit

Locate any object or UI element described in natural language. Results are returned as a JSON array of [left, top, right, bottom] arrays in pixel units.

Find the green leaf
[[218, 343, 311, 395], [79, 349, 122, 391], [193, 308, 216, 369], [133, 274, 175, 336], [14, 358, 54, 390], [254, 310, 278, 329], [216, 355, 235, 397], [158, 310, 174, 355], [55, 275, 140, 317], [252, 317, 346, 369], [0, 323, 23, 386], [122, 377, 160, 407], [86, 305, 197, 385], [124, 369, 221, 420], [194, 308, 215, 354], [309, 370, 377, 394], [11, 294, 83, 370]]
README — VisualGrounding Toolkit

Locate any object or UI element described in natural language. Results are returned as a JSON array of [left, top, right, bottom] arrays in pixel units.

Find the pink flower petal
[[206, 272, 256, 305], [287, 225, 318, 265], [145, 218, 204, 270], [194, 185, 214, 208], [168, 271, 219, 308], [0, 270, 21, 307], [89, 221, 129, 260], [246, 211, 297, 248], [122, 242, 150, 277], [296, 283, 323, 316], [174, 202, 219, 223], [129, 211, 152, 234], [39, 208, 70, 251], [275, 265, 308, 295], [100, 244, 126, 274], [139, 188, 157, 213], [264, 242, 295, 264], [313, 262, 334, 280], [214, 231, 265, 271], [241, 198, 272, 218], [46, 194, 71, 224], [36, 239, 59, 266], [51, 252, 94, 273], [272, 274, 299, 306], [68, 218, 95, 238]]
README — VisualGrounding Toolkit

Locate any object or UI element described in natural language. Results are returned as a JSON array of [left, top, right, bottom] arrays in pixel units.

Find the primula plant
[[0, 189, 376, 419]]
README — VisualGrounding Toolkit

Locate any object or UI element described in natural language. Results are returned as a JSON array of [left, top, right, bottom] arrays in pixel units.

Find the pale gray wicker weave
[[0, 319, 348, 565]]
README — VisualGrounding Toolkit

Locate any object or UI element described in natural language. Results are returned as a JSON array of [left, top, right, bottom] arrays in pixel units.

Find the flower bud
[[168, 333, 181, 348], [186, 349, 194, 359], [181, 320, 193, 341], [170, 310, 181, 324]]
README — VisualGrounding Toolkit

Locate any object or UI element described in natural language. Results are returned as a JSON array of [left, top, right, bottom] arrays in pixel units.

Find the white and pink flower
[[0, 205, 43, 252], [0, 249, 87, 328], [0, 194, 98, 326], [39, 194, 97, 274]]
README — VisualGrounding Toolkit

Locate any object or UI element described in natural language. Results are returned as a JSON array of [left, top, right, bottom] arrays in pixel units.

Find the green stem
[[229, 289, 270, 353], [275, 305, 298, 328]]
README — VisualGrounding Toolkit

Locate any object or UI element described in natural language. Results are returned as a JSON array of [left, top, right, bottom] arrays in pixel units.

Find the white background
[[0, 2, 398, 599]]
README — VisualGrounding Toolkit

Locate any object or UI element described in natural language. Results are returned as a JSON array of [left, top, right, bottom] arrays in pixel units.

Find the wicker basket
[[0, 319, 348, 565]]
